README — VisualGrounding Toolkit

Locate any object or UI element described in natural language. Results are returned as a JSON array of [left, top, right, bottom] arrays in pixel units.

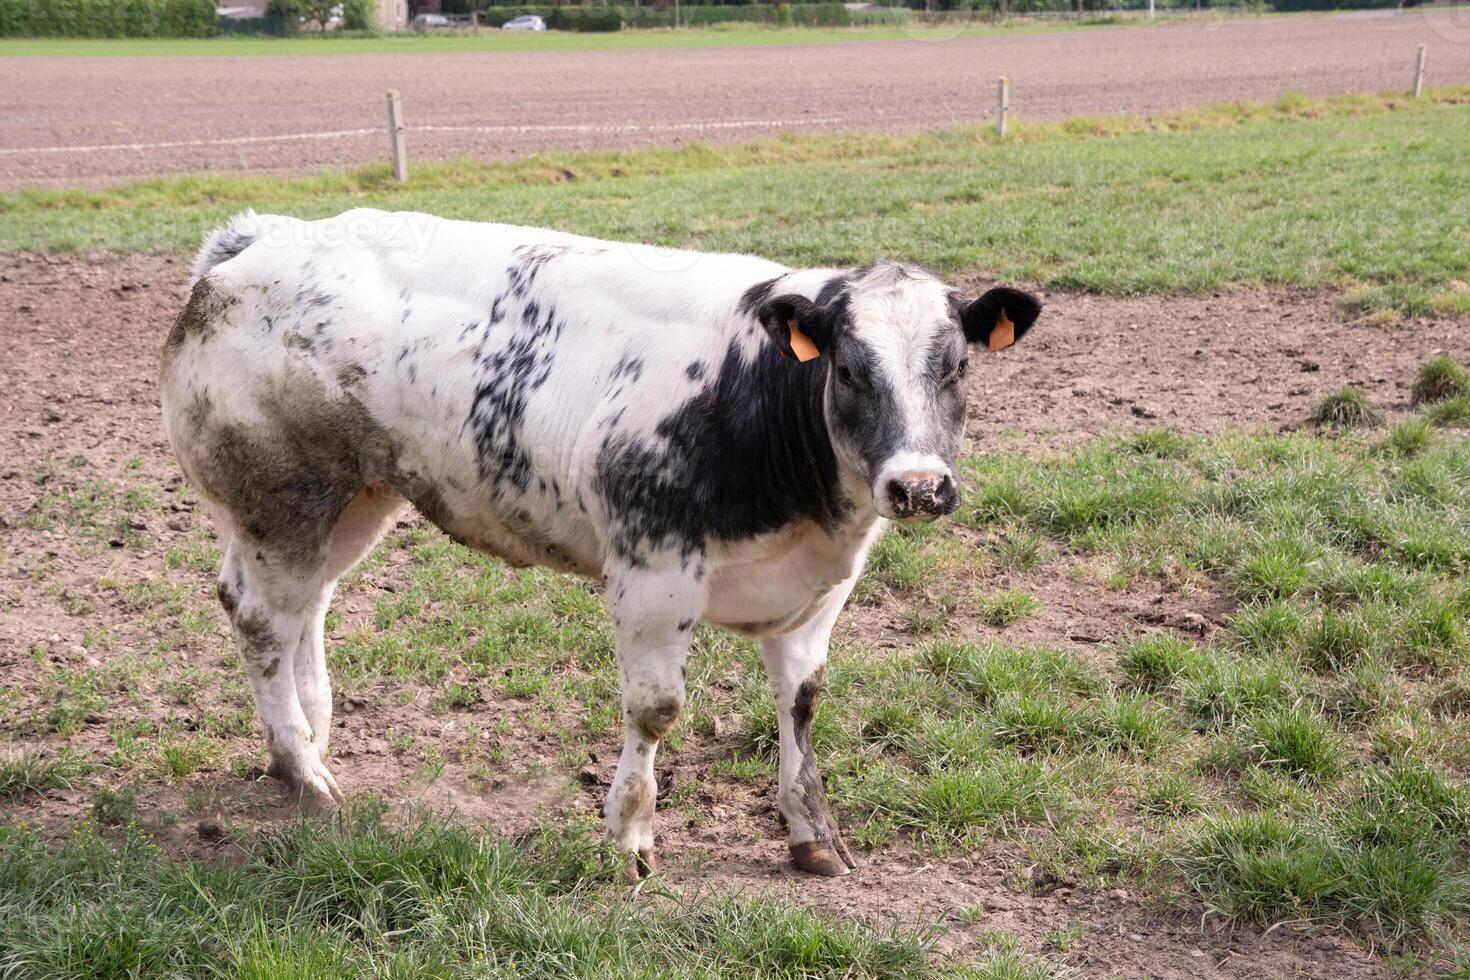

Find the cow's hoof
[[268, 755, 344, 813], [790, 840, 856, 877], [624, 847, 657, 884]]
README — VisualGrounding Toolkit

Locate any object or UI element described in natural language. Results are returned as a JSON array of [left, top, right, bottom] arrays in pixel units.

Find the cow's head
[[756, 263, 1040, 522]]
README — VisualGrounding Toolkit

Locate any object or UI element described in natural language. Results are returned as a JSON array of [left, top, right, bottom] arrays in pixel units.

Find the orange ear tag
[[788, 319, 820, 362], [988, 309, 1016, 352]]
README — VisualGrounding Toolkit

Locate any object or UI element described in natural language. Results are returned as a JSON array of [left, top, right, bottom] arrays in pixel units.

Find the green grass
[[6, 89, 1470, 313], [0, 18, 1154, 58], [0, 802, 955, 979]]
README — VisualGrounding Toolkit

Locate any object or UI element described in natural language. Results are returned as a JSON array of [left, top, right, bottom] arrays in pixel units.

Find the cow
[[160, 208, 1040, 879]]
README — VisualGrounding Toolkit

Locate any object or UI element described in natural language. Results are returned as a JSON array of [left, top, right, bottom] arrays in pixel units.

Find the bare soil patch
[[3, 14, 1469, 188], [6, 253, 1469, 977]]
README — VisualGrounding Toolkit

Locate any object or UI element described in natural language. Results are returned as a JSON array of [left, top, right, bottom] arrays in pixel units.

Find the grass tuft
[[1310, 387, 1382, 430], [1425, 395, 1470, 428], [0, 746, 92, 801], [976, 590, 1041, 628], [1410, 356, 1470, 406]]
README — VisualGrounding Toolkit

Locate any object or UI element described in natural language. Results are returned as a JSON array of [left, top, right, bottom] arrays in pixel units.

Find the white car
[[501, 14, 546, 30], [410, 13, 451, 30]]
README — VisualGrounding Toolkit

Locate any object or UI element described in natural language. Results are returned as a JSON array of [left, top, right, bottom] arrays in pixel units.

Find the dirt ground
[[4, 253, 1470, 977], [3, 12, 1469, 189]]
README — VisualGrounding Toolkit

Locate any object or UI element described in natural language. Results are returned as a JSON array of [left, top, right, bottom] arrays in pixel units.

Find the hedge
[[0, 0, 216, 36]]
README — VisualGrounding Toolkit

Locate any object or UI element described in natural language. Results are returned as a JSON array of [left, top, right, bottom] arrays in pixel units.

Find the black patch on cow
[[464, 251, 570, 499], [506, 244, 565, 300], [685, 361, 704, 381], [737, 277, 779, 318], [610, 355, 644, 384], [596, 334, 848, 559]]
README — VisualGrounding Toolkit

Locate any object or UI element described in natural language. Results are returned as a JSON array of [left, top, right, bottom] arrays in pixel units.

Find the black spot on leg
[[262, 657, 280, 679], [792, 668, 822, 748], [788, 665, 850, 861], [676, 618, 694, 632], [685, 361, 704, 381]]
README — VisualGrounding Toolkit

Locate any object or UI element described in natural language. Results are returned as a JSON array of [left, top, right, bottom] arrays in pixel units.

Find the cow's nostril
[[886, 479, 913, 514], [936, 475, 959, 514]]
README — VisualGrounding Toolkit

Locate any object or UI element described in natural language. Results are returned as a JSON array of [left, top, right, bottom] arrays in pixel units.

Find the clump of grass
[[924, 641, 1100, 705], [1240, 703, 1345, 784], [988, 526, 1050, 572], [1381, 418, 1432, 458], [1310, 387, 1382, 430], [1425, 395, 1470, 428], [976, 590, 1040, 627], [1410, 356, 1469, 406], [1138, 770, 1208, 819], [0, 746, 92, 800], [91, 784, 141, 826], [1117, 634, 1202, 690], [1176, 656, 1297, 731], [1122, 428, 1191, 460], [1188, 810, 1465, 939]]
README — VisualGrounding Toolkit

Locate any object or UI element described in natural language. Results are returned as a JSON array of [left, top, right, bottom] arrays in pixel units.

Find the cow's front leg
[[760, 598, 857, 877], [603, 561, 703, 882]]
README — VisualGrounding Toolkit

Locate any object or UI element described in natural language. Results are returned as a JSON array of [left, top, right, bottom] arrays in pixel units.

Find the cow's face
[[758, 264, 1040, 522]]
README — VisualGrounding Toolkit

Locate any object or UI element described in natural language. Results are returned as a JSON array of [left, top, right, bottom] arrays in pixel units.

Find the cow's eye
[[837, 366, 856, 388], [945, 358, 969, 385]]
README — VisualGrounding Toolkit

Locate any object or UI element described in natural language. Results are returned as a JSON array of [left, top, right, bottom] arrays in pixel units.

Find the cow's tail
[[191, 210, 281, 282]]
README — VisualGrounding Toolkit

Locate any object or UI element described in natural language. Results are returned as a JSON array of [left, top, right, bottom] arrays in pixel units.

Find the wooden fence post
[[996, 78, 1009, 140], [1412, 43, 1427, 97], [387, 89, 407, 182]]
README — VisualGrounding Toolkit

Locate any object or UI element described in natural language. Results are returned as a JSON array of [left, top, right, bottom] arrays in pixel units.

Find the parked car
[[501, 14, 546, 31], [410, 13, 451, 30]]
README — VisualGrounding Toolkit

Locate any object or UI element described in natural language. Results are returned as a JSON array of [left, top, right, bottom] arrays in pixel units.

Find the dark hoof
[[624, 847, 657, 884], [790, 840, 857, 877]]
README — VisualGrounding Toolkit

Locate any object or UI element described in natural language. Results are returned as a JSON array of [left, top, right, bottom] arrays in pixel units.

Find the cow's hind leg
[[293, 487, 407, 761], [603, 560, 705, 882], [760, 592, 857, 877], [218, 539, 342, 809]]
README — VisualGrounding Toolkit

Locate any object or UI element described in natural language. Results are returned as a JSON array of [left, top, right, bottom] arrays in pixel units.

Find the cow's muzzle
[[880, 470, 959, 521]]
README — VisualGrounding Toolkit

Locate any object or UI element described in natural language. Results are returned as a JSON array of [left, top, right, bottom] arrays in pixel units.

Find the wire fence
[[0, 15, 1454, 184]]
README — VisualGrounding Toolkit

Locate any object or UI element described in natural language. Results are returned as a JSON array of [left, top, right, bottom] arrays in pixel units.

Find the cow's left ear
[[757, 294, 835, 363], [958, 287, 1042, 352]]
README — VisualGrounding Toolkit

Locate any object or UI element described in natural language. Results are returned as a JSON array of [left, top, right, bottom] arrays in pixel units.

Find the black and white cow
[[160, 209, 1040, 878]]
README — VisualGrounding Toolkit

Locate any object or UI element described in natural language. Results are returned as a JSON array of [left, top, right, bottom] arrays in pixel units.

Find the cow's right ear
[[757, 294, 834, 363], [959, 287, 1042, 352]]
